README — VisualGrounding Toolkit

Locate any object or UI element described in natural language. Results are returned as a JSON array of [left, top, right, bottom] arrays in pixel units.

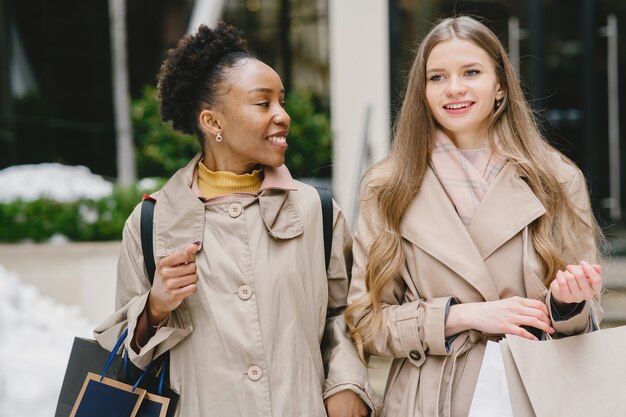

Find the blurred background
[[1, 0, 626, 415]]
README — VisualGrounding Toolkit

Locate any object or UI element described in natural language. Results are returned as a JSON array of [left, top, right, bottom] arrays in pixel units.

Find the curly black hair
[[156, 22, 253, 136]]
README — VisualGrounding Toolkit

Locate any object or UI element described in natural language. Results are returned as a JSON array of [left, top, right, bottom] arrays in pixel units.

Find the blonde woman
[[346, 16, 603, 417]]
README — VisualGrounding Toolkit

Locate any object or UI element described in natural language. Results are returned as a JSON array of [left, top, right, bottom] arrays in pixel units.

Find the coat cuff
[[420, 297, 454, 356], [546, 291, 591, 335], [95, 293, 193, 370], [323, 382, 381, 416], [393, 296, 453, 367], [126, 293, 193, 368]]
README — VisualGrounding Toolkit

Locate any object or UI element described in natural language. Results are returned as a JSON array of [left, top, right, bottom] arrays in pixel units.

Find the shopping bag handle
[[100, 328, 168, 394], [131, 354, 168, 395], [100, 328, 129, 381]]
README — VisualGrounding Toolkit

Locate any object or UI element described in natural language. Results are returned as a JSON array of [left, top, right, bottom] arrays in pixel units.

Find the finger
[[550, 276, 562, 299], [184, 241, 202, 256], [553, 270, 572, 304], [159, 243, 201, 267], [563, 270, 584, 300], [159, 262, 197, 282], [519, 314, 555, 334], [520, 298, 550, 316], [566, 264, 585, 281], [581, 261, 603, 294], [573, 265, 595, 300], [173, 283, 197, 300], [521, 306, 552, 326], [507, 324, 539, 341], [164, 273, 198, 291]]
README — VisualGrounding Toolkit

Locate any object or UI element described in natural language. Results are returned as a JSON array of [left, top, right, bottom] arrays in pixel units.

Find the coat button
[[247, 365, 262, 381], [409, 350, 422, 361], [238, 285, 252, 300], [228, 203, 242, 218]]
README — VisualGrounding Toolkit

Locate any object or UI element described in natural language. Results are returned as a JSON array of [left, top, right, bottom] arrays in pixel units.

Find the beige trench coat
[[348, 156, 601, 417], [94, 154, 379, 416]]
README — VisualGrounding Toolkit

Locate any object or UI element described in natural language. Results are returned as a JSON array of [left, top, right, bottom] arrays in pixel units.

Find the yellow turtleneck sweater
[[197, 161, 263, 199]]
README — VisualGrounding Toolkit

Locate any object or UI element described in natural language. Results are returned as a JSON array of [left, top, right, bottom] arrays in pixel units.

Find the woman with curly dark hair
[[94, 22, 378, 417]]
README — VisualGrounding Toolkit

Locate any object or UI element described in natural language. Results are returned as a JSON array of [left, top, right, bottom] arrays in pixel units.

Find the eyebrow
[[247, 87, 285, 94], [426, 62, 485, 74]]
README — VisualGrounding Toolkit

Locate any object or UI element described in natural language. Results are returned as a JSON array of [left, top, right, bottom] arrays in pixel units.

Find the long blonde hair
[[345, 16, 602, 358]]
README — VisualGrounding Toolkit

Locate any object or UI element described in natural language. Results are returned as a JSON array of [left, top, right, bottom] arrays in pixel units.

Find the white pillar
[[329, 1, 390, 227], [187, 0, 224, 33], [109, 0, 136, 185]]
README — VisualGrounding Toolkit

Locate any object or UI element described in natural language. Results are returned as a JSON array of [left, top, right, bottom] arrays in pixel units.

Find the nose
[[445, 76, 467, 97], [273, 106, 290, 127]]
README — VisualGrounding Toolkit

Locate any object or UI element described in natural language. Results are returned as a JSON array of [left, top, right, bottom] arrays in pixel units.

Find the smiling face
[[199, 59, 290, 174], [425, 37, 504, 148]]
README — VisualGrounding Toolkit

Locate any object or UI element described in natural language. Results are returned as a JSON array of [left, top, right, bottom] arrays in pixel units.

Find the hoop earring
[[216, 132, 223, 142]]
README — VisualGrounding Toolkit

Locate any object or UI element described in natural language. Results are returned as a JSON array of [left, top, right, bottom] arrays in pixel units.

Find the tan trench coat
[[94, 154, 379, 416], [348, 156, 601, 417]]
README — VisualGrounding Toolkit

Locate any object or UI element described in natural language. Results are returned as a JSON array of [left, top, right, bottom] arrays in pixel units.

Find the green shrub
[[284, 89, 332, 178], [132, 86, 200, 178], [132, 86, 332, 178], [0, 180, 165, 242]]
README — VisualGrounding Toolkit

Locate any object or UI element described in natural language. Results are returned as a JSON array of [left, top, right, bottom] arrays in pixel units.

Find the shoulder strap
[[140, 198, 157, 284], [315, 187, 333, 271], [138, 197, 171, 381]]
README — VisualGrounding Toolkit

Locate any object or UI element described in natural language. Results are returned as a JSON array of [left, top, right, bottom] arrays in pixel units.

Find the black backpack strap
[[315, 187, 333, 271], [139, 196, 171, 374], [140, 197, 157, 284]]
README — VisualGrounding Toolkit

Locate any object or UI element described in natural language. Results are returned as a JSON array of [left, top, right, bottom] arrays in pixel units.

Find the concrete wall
[[0, 242, 119, 325]]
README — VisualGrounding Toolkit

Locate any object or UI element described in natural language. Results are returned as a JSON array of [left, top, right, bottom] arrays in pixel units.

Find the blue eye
[[429, 74, 443, 82], [465, 69, 480, 76]]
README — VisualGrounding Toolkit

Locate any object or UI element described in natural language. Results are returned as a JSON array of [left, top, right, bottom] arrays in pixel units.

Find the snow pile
[[0, 266, 94, 417], [0, 163, 113, 203]]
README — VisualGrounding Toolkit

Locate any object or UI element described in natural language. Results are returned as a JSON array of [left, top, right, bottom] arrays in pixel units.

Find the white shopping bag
[[468, 341, 514, 417]]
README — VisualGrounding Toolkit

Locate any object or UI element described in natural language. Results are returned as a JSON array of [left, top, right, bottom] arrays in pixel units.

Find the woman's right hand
[[446, 296, 555, 340], [147, 242, 201, 324]]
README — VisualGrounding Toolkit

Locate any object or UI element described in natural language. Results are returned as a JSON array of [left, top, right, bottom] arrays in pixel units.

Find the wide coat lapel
[[401, 167, 500, 301], [401, 164, 547, 302], [467, 163, 546, 260]]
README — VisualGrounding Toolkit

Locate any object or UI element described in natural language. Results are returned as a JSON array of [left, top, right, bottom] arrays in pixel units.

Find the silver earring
[[216, 132, 223, 142], [496, 99, 502, 108]]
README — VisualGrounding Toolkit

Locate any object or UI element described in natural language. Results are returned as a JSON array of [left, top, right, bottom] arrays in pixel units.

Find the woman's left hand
[[550, 261, 602, 305], [324, 390, 369, 417]]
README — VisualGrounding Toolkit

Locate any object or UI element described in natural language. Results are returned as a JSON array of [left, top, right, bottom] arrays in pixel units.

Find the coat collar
[[400, 163, 546, 301], [152, 154, 302, 257]]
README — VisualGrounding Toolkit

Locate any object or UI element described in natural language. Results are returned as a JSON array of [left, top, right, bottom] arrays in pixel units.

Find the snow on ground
[[0, 265, 94, 417], [0, 163, 113, 203]]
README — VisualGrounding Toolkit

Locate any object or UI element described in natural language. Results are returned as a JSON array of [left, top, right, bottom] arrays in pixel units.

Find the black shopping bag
[[55, 330, 179, 417]]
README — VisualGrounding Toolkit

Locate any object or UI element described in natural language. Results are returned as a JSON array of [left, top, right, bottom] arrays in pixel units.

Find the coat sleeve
[[547, 166, 603, 335], [347, 186, 454, 369], [321, 199, 382, 415], [93, 203, 193, 369]]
